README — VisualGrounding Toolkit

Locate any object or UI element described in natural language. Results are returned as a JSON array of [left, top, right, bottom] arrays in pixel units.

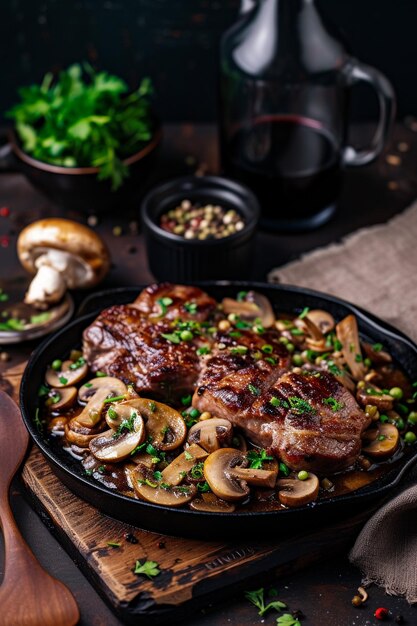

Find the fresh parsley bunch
[[7, 63, 154, 190]]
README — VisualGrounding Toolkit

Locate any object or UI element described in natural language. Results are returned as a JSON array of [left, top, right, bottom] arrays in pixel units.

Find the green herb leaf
[[161, 332, 180, 344], [184, 302, 197, 314], [277, 615, 301, 626], [58, 376, 68, 385], [103, 394, 126, 404], [196, 346, 210, 356], [107, 541, 121, 548], [288, 396, 316, 414], [133, 560, 161, 579], [298, 307, 310, 319], [184, 450, 194, 461], [322, 397, 344, 412], [247, 449, 273, 469], [248, 384, 261, 396]]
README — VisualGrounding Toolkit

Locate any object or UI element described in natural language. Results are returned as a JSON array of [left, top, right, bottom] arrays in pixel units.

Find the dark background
[[1, 0, 415, 124]]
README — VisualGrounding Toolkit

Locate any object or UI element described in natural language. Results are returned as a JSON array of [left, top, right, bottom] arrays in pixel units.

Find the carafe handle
[[342, 59, 396, 167], [240, 0, 257, 14]]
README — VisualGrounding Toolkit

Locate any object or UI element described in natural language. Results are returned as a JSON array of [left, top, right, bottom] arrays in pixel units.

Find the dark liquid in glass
[[222, 115, 342, 228]]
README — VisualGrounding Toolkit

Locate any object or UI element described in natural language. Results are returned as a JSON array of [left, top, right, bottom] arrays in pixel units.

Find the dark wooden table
[[1, 122, 417, 625]]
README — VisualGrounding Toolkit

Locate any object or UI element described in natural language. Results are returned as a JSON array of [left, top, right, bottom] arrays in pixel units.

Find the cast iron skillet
[[20, 282, 417, 539]]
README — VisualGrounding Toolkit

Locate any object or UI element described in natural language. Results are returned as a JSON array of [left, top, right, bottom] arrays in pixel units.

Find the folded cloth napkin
[[268, 201, 417, 603]]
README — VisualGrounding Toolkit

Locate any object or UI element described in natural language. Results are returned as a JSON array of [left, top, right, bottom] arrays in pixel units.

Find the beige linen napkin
[[268, 201, 417, 603]]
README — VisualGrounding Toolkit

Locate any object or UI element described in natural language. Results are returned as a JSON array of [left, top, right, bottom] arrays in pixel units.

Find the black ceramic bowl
[[20, 282, 417, 539], [141, 176, 260, 282], [9, 127, 162, 213]]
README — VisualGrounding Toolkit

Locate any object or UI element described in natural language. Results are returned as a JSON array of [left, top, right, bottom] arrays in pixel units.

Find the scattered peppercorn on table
[[1, 122, 417, 625]]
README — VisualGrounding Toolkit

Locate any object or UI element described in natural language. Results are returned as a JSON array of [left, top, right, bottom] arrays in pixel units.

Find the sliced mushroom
[[204, 448, 278, 502], [47, 416, 68, 433], [121, 399, 186, 451], [295, 316, 324, 342], [78, 377, 127, 404], [305, 338, 330, 353], [131, 463, 197, 507], [161, 444, 209, 485], [336, 315, 366, 381], [89, 413, 145, 462], [276, 473, 319, 507], [306, 310, 335, 335], [46, 386, 77, 411], [190, 493, 236, 513], [45, 359, 88, 388], [65, 417, 106, 447], [356, 383, 394, 412], [187, 418, 233, 453], [362, 342, 392, 365], [76, 377, 128, 428], [362, 423, 399, 458], [222, 291, 275, 328]]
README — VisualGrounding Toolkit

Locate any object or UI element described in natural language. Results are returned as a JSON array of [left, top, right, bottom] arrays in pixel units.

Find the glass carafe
[[219, 0, 395, 231]]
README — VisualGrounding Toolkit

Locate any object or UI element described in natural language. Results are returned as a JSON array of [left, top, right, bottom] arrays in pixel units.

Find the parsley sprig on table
[[245, 587, 287, 616], [133, 560, 161, 579], [7, 63, 154, 190]]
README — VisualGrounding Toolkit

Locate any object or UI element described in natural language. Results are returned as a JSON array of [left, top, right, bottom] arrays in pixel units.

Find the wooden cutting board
[[5, 361, 367, 625]]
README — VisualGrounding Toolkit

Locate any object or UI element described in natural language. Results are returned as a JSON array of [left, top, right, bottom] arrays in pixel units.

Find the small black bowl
[[141, 175, 260, 282], [8, 126, 162, 213]]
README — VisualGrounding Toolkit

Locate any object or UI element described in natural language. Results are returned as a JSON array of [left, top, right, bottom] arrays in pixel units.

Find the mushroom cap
[[276, 473, 319, 508], [89, 414, 145, 462], [17, 218, 110, 288], [362, 423, 399, 458], [46, 359, 88, 388], [187, 418, 233, 452]]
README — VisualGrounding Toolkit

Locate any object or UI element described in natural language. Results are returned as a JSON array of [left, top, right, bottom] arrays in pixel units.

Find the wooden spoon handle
[[0, 493, 80, 626]]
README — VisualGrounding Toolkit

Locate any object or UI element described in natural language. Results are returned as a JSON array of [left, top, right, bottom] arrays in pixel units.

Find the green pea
[[379, 414, 389, 423], [407, 411, 417, 425], [396, 418, 405, 430], [286, 342, 295, 353], [51, 359, 62, 371], [297, 470, 309, 481], [389, 387, 403, 400], [292, 354, 303, 366], [180, 330, 193, 341], [96, 371, 107, 378], [404, 431, 417, 444], [189, 408, 200, 419]]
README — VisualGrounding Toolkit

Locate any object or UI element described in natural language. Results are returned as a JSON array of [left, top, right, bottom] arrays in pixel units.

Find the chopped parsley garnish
[[181, 394, 192, 406], [98, 465, 107, 474], [290, 328, 304, 336], [265, 357, 277, 365], [288, 396, 316, 414], [248, 384, 261, 396], [378, 434, 387, 441], [229, 330, 242, 338], [113, 412, 137, 437], [354, 354, 363, 363], [160, 482, 172, 490], [161, 332, 181, 344], [184, 450, 194, 461], [84, 382, 93, 388], [153, 470, 163, 481], [244, 587, 287, 617], [269, 396, 289, 408], [247, 449, 273, 469], [96, 371, 107, 377], [197, 481, 211, 493], [176, 486, 191, 494], [58, 376, 68, 385], [235, 317, 251, 330], [279, 462, 290, 476], [327, 361, 343, 377], [157, 297, 173, 316], [372, 343, 383, 352], [133, 560, 161, 579], [231, 346, 248, 355], [237, 291, 248, 302], [190, 462, 204, 480], [196, 345, 210, 356], [299, 307, 310, 319], [107, 541, 121, 548], [107, 408, 118, 420], [38, 384, 50, 397], [149, 401, 156, 413], [103, 394, 126, 404], [184, 301, 198, 314], [323, 397, 344, 412]]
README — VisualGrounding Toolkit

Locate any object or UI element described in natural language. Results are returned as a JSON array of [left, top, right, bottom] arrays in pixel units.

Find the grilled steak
[[82, 284, 217, 399], [194, 369, 370, 473], [84, 282, 369, 473]]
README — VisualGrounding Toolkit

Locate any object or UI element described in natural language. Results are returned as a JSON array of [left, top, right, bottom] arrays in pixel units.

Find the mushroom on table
[[18, 218, 110, 309]]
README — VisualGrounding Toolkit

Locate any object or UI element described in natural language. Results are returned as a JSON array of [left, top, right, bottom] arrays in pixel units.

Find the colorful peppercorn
[[374, 607, 389, 620], [160, 199, 245, 240]]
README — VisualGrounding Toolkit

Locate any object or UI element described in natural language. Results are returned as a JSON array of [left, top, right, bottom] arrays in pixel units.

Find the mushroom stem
[[25, 264, 67, 308]]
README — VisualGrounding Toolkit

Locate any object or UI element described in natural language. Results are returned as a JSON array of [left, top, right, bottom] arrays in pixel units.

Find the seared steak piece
[[133, 283, 218, 322], [194, 369, 369, 473], [83, 284, 218, 398], [83, 304, 202, 399]]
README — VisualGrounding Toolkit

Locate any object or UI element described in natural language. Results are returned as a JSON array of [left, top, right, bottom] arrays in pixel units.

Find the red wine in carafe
[[223, 115, 342, 225]]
